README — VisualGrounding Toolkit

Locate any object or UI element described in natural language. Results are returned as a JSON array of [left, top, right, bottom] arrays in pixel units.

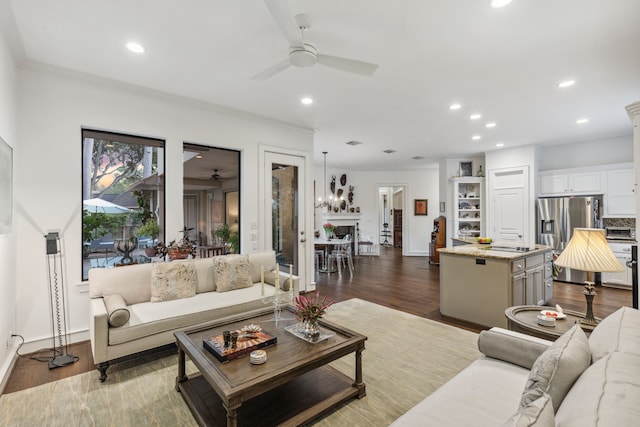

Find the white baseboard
[[14, 328, 89, 355]]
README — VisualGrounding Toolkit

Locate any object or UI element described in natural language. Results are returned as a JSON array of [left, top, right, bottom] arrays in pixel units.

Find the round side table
[[505, 305, 598, 341]]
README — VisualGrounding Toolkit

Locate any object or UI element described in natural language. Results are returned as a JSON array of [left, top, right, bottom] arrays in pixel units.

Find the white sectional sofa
[[392, 306, 640, 426], [88, 250, 298, 382]]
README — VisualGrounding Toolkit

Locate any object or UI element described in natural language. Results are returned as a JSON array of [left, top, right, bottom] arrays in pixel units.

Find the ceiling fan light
[[289, 45, 317, 67]]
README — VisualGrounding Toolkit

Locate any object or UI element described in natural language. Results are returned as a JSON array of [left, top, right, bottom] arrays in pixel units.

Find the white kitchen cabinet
[[602, 242, 632, 289], [539, 170, 603, 196], [605, 169, 635, 216]]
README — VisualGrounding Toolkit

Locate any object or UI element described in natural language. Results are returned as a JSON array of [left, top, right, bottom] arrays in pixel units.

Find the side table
[[505, 305, 598, 341]]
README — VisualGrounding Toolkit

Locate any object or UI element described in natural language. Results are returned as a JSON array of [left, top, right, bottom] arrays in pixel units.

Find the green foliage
[[136, 219, 159, 239], [82, 210, 128, 242], [228, 230, 239, 254], [214, 224, 232, 242]]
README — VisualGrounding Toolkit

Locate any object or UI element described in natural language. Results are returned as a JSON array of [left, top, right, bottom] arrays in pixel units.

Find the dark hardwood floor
[[2, 245, 633, 394]]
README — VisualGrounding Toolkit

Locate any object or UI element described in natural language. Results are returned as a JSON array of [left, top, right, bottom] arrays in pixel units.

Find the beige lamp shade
[[554, 228, 624, 272]]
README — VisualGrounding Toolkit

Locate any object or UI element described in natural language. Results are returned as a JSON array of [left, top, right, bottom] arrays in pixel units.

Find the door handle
[[300, 238, 306, 243], [626, 260, 637, 269]]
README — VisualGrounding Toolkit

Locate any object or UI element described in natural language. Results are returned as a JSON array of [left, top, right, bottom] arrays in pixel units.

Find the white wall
[[0, 32, 18, 387], [14, 64, 313, 353], [539, 136, 632, 171], [314, 166, 439, 255]]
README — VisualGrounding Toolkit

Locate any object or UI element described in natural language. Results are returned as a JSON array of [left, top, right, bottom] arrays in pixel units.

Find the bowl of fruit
[[476, 237, 492, 245]]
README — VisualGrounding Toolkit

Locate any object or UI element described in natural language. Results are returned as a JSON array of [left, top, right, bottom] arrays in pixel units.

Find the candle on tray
[[275, 265, 280, 291], [289, 264, 293, 291], [261, 265, 264, 296]]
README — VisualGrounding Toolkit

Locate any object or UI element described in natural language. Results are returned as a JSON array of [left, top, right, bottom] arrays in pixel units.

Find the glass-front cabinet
[[451, 177, 485, 239]]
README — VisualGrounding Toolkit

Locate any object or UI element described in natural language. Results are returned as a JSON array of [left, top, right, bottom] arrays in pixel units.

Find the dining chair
[[328, 234, 354, 278]]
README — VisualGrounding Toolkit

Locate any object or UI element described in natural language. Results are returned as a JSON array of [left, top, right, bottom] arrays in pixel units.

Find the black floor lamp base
[[48, 353, 76, 369]]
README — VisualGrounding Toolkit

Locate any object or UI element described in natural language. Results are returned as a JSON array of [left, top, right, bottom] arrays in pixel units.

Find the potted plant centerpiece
[[157, 229, 196, 260], [293, 292, 334, 338], [323, 222, 335, 239]]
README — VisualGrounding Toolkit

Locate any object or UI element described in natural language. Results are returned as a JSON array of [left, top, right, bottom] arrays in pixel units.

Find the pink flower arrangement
[[323, 223, 335, 233], [294, 292, 334, 323]]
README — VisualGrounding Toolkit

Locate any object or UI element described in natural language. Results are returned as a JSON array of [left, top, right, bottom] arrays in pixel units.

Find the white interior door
[[264, 151, 306, 287], [493, 187, 525, 242]]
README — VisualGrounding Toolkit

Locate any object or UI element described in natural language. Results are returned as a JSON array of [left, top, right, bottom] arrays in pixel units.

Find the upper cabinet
[[605, 169, 635, 217], [538, 170, 603, 196]]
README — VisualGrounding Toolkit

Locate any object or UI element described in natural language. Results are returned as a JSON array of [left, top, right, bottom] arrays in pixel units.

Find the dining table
[[314, 238, 347, 273]]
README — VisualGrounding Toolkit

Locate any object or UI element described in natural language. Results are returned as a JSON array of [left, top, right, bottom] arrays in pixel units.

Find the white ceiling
[[3, 0, 640, 170]]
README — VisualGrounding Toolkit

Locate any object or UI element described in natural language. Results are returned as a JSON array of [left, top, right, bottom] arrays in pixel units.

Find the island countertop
[[438, 244, 553, 260]]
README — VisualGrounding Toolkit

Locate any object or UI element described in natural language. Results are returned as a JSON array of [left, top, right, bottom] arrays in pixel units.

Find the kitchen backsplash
[[603, 217, 636, 228]]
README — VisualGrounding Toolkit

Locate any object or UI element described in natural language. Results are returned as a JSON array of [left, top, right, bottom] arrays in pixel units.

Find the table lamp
[[553, 228, 623, 327]]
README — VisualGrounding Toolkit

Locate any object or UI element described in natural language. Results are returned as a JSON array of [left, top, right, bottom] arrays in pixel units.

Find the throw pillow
[[502, 393, 554, 427], [150, 261, 197, 302], [103, 294, 130, 327], [213, 254, 253, 292], [520, 324, 591, 412]]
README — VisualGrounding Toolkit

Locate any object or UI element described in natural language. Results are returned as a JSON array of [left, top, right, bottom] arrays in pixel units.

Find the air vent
[[383, 149, 397, 154], [346, 140, 363, 146]]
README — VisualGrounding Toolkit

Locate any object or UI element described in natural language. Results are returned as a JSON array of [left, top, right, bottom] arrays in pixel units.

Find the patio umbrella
[[83, 198, 131, 214]]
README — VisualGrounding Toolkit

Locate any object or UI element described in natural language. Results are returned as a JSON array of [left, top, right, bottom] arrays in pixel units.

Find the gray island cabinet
[[438, 245, 553, 328]]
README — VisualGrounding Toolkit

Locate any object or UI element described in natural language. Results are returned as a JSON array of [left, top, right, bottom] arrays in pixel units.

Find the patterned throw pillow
[[502, 393, 554, 427], [150, 261, 197, 302], [520, 324, 591, 412], [214, 254, 253, 292]]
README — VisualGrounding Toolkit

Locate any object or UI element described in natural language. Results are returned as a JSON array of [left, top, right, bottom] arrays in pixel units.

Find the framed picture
[[460, 161, 473, 177], [414, 199, 428, 216], [212, 201, 223, 223]]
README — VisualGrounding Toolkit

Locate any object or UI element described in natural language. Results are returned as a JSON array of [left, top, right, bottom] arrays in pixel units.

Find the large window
[[82, 129, 165, 280]]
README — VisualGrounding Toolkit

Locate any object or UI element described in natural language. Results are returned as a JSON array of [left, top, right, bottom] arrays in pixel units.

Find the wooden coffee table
[[505, 305, 598, 341], [175, 306, 367, 427]]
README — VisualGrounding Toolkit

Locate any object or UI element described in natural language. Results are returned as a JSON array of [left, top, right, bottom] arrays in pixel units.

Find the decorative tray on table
[[203, 326, 276, 363], [285, 323, 334, 344]]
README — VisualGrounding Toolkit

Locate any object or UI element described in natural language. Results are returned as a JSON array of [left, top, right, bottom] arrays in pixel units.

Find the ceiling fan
[[210, 169, 224, 181], [253, 0, 379, 81]]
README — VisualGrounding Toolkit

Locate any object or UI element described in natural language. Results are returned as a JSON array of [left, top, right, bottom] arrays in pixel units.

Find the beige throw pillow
[[503, 393, 554, 427], [103, 294, 130, 327], [520, 324, 591, 412], [151, 261, 197, 302], [214, 254, 253, 292]]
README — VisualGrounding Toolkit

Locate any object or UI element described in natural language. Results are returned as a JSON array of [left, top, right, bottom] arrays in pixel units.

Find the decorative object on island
[[293, 292, 334, 339], [414, 199, 428, 216], [553, 228, 624, 327]]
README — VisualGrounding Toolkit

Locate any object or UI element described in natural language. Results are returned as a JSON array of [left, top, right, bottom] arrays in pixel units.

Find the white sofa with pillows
[[392, 306, 640, 426], [88, 250, 298, 382]]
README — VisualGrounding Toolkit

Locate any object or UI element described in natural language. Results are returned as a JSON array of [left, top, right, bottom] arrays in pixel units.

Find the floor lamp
[[553, 228, 624, 328]]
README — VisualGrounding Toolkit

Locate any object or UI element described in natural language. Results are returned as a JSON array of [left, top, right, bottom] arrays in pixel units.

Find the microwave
[[605, 226, 636, 240]]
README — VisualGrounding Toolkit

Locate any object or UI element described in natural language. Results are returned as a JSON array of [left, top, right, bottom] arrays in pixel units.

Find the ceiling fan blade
[[316, 54, 378, 76], [264, 0, 303, 46], [252, 59, 291, 81]]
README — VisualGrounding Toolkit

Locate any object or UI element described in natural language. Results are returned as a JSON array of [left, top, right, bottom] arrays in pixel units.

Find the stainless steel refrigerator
[[536, 196, 603, 283]]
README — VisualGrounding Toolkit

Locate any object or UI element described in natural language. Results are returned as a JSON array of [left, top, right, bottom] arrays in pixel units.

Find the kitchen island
[[438, 244, 553, 328]]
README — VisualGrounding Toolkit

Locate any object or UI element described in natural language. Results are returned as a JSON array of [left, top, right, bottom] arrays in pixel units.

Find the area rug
[[0, 298, 481, 426]]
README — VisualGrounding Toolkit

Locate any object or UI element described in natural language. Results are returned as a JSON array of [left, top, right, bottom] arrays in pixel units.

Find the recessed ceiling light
[[472, 135, 481, 140], [558, 80, 575, 88], [449, 103, 462, 110], [491, 0, 512, 8], [412, 156, 425, 160], [496, 143, 505, 147], [346, 140, 362, 146], [301, 97, 313, 105], [383, 149, 397, 154], [126, 42, 145, 53], [470, 113, 482, 120], [485, 122, 496, 128], [576, 118, 589, 124]]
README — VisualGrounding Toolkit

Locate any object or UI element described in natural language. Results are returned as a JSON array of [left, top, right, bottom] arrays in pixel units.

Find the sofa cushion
[[89, 262, 153, 305], [502, 393, 554, 427], [248, 250, 277, 283], [555, 351, 640, 426], [150, 261, 197, 302], [103, 294, 130, 327], [174, 257, 216, 293], [108, 283, 267, 345], [478, 328, 551, 370], [390, 357, 530, 426], [588, 306, 640, 362], [520, 324, 590, 412], [214, 254, 252, 292]]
